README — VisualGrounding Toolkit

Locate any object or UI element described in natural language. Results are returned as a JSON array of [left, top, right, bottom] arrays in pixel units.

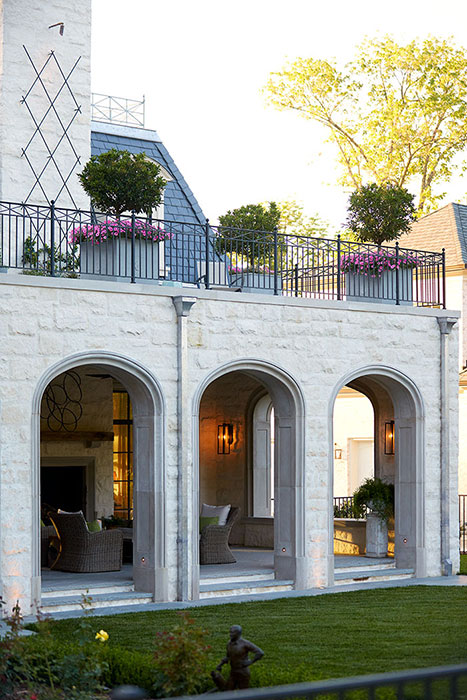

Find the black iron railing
[[115, 663, 467, 700], [333, 496, 368, 518], [0, 201, 446, 307]]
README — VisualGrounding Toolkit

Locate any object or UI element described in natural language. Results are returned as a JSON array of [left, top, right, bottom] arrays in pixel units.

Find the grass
[[459, 554, 467, 574], [42, 586, 467, 687]]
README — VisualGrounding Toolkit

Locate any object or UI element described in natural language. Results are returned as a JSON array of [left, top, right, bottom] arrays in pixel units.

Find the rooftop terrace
[[0, 200, 446, 307]]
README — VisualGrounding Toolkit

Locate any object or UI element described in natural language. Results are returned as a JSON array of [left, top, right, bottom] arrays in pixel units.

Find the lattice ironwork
[[41, 370, 83, 432], [91, 93, 145, 126], [20, 46, 82, 207]]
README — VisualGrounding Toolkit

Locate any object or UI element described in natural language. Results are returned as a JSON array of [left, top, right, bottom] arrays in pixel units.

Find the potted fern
[[353, 477, 394, 558]]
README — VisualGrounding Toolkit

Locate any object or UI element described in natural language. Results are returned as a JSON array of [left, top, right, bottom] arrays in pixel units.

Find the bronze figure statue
[[211, 625, 264, 691]]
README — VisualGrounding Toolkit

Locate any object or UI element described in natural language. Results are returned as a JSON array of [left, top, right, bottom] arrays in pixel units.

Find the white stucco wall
[[333, 390, 374, 497], [0, 276, 460, 611], [0, 0, 91, 208]]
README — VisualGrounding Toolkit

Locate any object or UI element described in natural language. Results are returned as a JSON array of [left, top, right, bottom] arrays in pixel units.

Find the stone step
[[334, 568, 414, 586], [40, 590, 153, 614], [336, 562, 395, 574], [41, 583, 134, 599], [201, 571, 275, 586], [199, 578, 294, 599]]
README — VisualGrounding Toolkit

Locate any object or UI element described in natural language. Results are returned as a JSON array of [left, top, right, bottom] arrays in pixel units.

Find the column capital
[[173, 296, 196, 318], [437, 317, 458, 335]]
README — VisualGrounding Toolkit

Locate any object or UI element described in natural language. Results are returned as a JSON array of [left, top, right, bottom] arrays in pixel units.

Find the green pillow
[[87, 519, 102, 533], [199, 516, 219, 533]]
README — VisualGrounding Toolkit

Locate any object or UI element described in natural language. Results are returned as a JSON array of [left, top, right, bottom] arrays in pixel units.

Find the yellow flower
[[95, 629, 109, 642]]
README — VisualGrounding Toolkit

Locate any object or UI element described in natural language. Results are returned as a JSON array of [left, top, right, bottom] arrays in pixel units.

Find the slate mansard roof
[[90, 121, 207, 226], [398, 203, 467, 269]]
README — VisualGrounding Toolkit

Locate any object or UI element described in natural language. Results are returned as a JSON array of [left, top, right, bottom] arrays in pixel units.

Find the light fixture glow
[[217, 423, 234, 454], [385, 421, 395, 455]]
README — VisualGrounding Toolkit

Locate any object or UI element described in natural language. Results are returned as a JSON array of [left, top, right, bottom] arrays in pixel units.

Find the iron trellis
[[20, 46, 82, 208]]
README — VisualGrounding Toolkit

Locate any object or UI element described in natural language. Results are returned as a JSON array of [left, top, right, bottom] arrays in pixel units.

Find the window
[[113, 390, 133, 521]]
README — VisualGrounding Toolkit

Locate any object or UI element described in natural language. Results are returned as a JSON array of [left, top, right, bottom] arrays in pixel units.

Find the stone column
[[437, 316, 458, 576], [173, 296, 197, 600]]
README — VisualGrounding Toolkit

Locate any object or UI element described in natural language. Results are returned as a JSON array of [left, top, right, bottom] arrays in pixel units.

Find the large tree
[[265, 36, 467, 214]]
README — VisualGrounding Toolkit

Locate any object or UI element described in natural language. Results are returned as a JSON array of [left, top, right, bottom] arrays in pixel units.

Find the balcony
[[0, 201, 445, 308]]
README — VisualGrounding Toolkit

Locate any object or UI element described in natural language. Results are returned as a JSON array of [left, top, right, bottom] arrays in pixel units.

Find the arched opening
[[330, 367, 425, 579], [32, 352, 167, 608], [194, 362, 305, 598]]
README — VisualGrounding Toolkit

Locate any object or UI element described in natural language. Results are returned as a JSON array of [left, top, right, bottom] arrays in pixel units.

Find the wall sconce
[[385, 421, 395, 455], [334, 443, 343, 460], [217, 423, 234, 454]]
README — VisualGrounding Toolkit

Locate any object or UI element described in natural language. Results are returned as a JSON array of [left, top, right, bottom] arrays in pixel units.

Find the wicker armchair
[[200, 506, 240, 565], [49, 512, 123, 573], [40, 525, 55, 568]]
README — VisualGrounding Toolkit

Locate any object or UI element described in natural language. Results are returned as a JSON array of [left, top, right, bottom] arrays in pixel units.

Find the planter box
[[345, 268, 413, 305], [365, 512, 388, 557], [80, 238, 161, 283], [231, 272, 282, 295]]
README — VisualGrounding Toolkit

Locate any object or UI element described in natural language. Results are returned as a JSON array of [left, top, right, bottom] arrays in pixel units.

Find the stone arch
[[329, 364, 425, 578], [31, 350, 167, 606], [192, 359, 306, 598]]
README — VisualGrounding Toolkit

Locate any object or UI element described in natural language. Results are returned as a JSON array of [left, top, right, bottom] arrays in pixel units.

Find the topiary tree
[[345, 183, 416, 246], [217, 202, 281, 267], [78, 148, 166, 218]]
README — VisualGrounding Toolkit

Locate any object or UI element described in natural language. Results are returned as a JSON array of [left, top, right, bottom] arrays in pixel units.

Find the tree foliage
[[79, 148, 166, 217], [217, 201, 330, 266], [265, 36, 467, 214], [346, 183, 416, 245], [276, 200, 329, 239], [217, 202, 281, 266]]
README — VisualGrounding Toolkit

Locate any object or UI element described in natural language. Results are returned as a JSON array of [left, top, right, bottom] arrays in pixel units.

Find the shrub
[[153, 612, 212, 696], [217, 202, 281, 267]]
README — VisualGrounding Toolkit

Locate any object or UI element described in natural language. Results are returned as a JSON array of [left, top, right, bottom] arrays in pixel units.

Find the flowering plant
[[340, 250, 420, 278], [229, 264, 272, 274], [69, 219, 172, 246]]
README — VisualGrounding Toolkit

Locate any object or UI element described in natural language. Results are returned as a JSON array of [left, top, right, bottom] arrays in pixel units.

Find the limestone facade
[[0, 0, 91, 208], [0, 274, 460, 613]]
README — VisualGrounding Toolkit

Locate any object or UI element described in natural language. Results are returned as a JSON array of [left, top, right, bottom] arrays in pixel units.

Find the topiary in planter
[[353, 477, 394, 522]]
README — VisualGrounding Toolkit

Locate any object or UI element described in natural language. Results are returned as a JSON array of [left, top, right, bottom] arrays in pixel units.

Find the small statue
[[211, 625, 264, 691]]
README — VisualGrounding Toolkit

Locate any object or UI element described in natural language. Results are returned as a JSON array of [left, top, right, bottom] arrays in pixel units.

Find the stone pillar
[[437, 316, 458, 576], [0, 0, 91, 208], [173, 296, 197, 600]]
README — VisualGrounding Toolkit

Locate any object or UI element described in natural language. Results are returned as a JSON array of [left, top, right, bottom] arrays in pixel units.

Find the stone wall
[[0, 275, 460, 610], [0, 0, 91, 208]]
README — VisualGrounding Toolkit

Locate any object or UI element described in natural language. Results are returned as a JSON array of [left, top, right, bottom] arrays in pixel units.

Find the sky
[[91, 0, 467, 230]]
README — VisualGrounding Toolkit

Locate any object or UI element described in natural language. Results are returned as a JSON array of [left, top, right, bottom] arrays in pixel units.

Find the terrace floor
[[41, 548, 393, 592]]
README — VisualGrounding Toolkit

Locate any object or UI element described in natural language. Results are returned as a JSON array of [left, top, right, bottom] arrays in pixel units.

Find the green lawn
[[44, 586, 467, 687]]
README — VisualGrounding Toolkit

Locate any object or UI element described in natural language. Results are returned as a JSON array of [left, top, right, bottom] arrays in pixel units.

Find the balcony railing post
[[294, 263, 299, 297], [50, 199, 55, 277], [204, 218, 210, 289], [273, 227, 278, 295], [395, 242, 400, 305], [131, 210, 136, 283], [336, 235, 341, 300], [442, 248, 446, 309]]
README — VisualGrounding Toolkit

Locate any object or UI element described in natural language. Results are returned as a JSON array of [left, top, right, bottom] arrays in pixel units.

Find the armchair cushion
[[200, 503, 230, 526], [199, 516, 219, 533]]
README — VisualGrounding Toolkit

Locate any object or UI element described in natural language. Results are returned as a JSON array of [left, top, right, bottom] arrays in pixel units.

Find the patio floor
[[41, 548, 393, 591]]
